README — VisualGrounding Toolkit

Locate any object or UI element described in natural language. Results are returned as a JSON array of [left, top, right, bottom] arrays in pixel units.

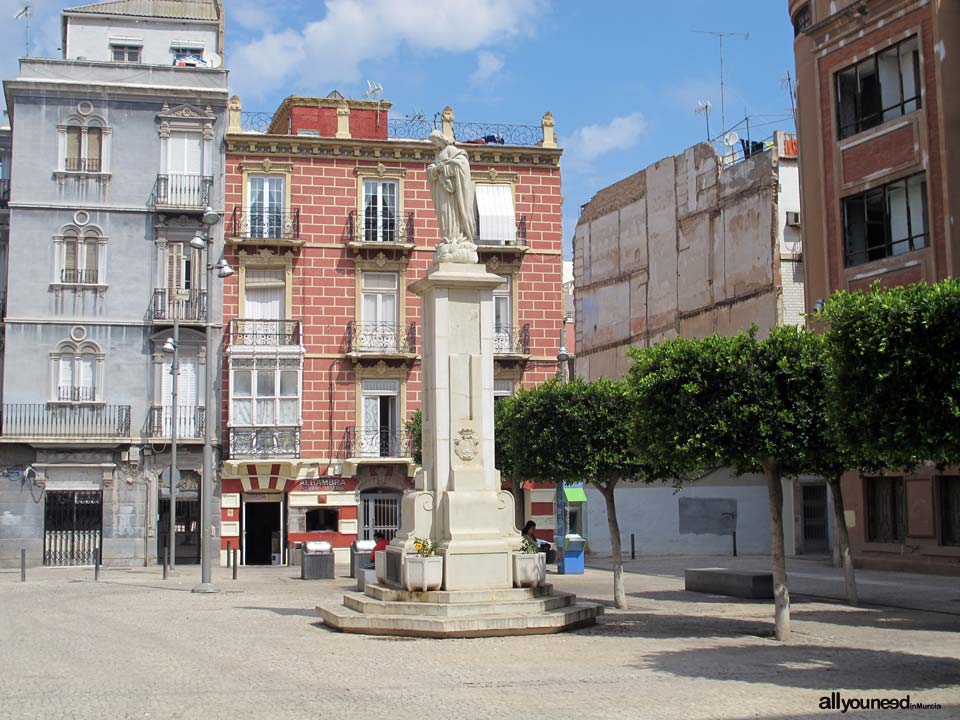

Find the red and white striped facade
[[218, 95, 565, 565]]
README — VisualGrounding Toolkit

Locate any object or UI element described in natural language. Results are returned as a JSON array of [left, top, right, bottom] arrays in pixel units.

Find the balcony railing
[[231, 208, 300, 241], [0, 178, 9, 208], [347, 210, 415, 245], [494, 324, 531, 355], [228, 319, 302, 347], [64, 157, 102, 173], [477, 216, 527, 247], [2, 404, 131, 438], [60, 269, 99, 285], [229, 427, 300, 459], [154, 173, 214, 210], [152, 288, 207, 323], [342, 426, 411, 460], [57, 386, 97, 403], [148, 405, 205, 440], [346, 322, 416, 355]]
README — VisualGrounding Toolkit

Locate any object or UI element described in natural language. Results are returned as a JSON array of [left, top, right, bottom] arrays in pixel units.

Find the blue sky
[[1, 0, 797, 257]]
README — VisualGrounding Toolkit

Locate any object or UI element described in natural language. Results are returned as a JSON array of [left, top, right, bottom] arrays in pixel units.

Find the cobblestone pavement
[[1, 559, 957, 720]]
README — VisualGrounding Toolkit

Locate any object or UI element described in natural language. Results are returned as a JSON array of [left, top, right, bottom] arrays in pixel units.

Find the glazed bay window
[[363, 180, 397, 242], [843, 173, 928, 267], [865, 476, 905, 544], [232, 362, 299, 427], [836, 36, 920, 140]]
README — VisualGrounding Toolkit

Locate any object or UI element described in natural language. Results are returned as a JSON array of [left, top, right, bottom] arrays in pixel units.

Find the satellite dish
[[206, 51, 222, 69], [723, 131, 740, 147]]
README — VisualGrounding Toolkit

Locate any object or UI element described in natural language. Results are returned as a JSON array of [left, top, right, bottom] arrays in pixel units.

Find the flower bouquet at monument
[[405, 536, 443, 592], [413, 537, 437, 558]]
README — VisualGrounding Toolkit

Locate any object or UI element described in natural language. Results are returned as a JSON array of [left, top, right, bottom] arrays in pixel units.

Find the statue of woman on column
[[426, 130, 478, 264]]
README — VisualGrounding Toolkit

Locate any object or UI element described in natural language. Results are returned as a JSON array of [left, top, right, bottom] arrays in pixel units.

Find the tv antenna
[[692, 30, 749, 141], [15, 4, 32, 58], [364, 81, 383, 100], [695, 100, 712, 142], [781, 71, 798, 129]]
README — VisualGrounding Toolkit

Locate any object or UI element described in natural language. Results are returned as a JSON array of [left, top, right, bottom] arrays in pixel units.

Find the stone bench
[[684, 568, 774, 599]]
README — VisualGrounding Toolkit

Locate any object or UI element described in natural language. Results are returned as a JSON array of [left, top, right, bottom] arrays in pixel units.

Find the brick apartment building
[[218, 94, 564, 566], [789, 0, 960, 573]]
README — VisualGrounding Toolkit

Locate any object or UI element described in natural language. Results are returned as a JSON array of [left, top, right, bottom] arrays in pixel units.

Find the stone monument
[[317, 130, 602, 636]]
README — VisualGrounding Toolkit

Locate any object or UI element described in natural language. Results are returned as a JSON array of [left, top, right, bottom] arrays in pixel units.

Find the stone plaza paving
[[1, 557, 958, 720]]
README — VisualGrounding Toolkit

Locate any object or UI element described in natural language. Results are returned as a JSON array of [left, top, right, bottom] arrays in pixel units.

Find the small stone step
[[363, 582, 554, 604], [316, 601, 604, 639], [343, 591, 576, 617]]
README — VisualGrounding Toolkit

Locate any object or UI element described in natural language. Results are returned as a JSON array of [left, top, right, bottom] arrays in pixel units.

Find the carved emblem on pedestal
[[454, 428, 480, 463]]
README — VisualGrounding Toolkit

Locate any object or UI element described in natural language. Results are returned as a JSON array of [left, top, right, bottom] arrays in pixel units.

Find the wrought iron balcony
[[57, 386, 97, 403], [154, 173, 214, 210], [230, 208, 301, 242], [152, 288, 207, 323], [342, 426, 411, 460], [2, 403, 131, 439], [147, 406, 205, 440], [494, 324, 531, 356], [347, 210, 415, 246], [60, 269, 99, 285], [346, 322, 416, 356], [0, 178, 9, 208], [476, 216, 527, 247], [229, 426, 300, 459], [228, 319, 302, 347], [65, 157, 102, 173]]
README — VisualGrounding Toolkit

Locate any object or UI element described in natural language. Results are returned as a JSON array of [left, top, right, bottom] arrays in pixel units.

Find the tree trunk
[[510, 477, 525, 531], [827, 473, 858, 606], [762, 459, 791, 642], [600, 482, 626, 609]]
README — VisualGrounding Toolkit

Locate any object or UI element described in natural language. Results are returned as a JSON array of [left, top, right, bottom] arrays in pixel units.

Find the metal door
[[802, 484, 829, 554], [43, 490, 102, 566], [359, 491, 401, 541]]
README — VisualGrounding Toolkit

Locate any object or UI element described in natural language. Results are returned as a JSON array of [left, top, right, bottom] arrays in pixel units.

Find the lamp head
[[202, 207, 221, 226], [189, 232, 207, 250], [161, 338, 177, 353], [215, 259, 234, 278]]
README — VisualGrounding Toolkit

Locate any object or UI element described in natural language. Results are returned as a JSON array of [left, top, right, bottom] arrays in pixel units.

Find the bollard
[[163, 547, 169, 580], [630, 533, 636, 560], [94, 546, 100, 581], [232, 547, 238, 580], [20, 548, 26, 582], [732, 530, 738, 557]]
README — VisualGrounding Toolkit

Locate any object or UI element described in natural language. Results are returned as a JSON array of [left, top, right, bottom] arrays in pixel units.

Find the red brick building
[[218, 94, 564, 565], [789, 0, 960, 573]]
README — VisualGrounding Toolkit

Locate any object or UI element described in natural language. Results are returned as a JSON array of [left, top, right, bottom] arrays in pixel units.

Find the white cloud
[[564, 112, 647, 167], [231, 0, 278, 32], [469, 51, 505, 86], [230, 0, 544, 99]]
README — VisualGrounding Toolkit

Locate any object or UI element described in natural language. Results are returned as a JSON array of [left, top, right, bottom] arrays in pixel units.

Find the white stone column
[[384, 262, 519, 590]]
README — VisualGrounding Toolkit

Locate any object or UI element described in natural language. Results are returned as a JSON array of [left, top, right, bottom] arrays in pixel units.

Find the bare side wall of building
[[574, 143, 783, 380]]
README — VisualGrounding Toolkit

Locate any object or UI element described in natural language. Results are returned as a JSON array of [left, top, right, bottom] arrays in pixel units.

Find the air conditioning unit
[[786, 211, 801, 227]]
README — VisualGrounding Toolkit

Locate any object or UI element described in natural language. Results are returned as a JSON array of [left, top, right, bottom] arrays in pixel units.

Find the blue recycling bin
[[557, 534, 585, 574]]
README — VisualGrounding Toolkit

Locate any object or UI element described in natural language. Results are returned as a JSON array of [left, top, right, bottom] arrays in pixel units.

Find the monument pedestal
[[318, 262, 602, 635]]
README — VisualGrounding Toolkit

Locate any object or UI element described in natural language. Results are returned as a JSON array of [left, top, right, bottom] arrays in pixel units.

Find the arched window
[[51, 340, 103, 403], [56, 225, 103, 285], [58, 114, 110, 174]]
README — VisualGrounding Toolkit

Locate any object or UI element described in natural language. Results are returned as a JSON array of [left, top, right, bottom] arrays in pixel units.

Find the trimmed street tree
[[506, 378, 646, 609], [819, 279, 960, 471], [630, 328, 838, 641]]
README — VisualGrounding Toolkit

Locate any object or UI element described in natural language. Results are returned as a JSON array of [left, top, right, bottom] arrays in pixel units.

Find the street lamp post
[[191, 208, 233, 594], [161, 320, 181, 572]]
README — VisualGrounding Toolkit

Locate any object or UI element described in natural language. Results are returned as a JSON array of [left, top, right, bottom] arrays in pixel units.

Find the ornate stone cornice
[[225, 134, 562, 168]]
